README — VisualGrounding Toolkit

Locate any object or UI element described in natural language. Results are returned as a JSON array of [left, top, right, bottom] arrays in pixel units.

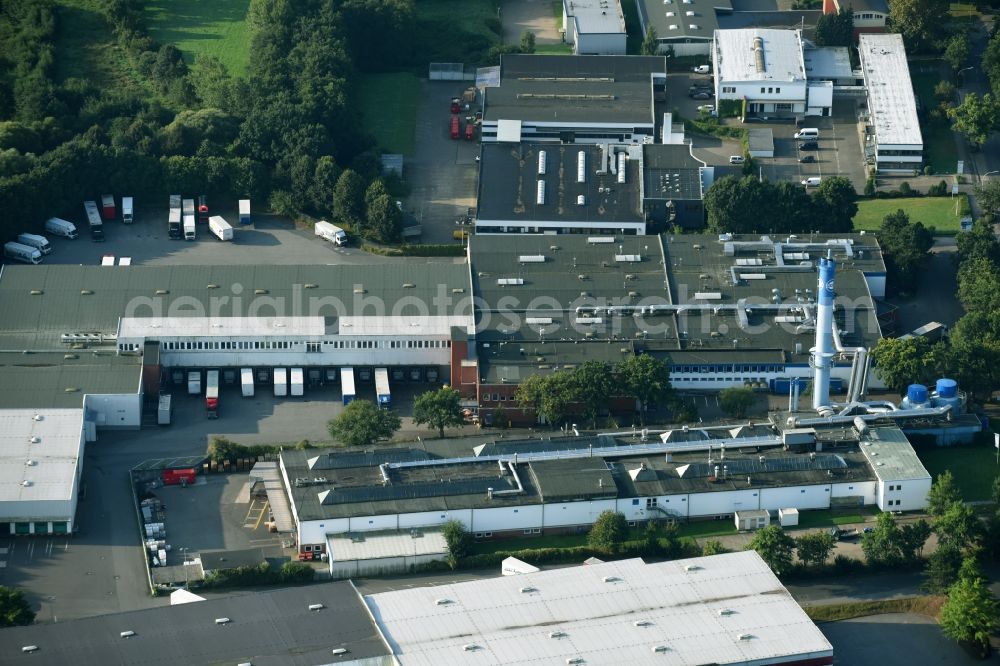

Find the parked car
[[798, 140, 819, 150], [697, 104, 715, 114], [798, 155, 816, 163], [728, 155, 745, 164], [862, 527, 875, 534], [692, 65, 711, 74], [691, 91, 711, 100]]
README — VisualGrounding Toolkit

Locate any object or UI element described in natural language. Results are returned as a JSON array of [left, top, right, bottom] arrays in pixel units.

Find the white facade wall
[[159, 348, 450, 369], [758, 485, 830, 512], [398, 509, 474, 530], [668, 364, 856, 391], [688, 488, 761, 516], [472, 504, 544, 532], [476, 220, 646, 235], [715, 80, 807, 115], [329, 552, 446, 579], [480, 121, 655, 145], [877, 477, 931, 512], [300, 517, 349, 546], [349, 513, 398, 532], [83, 392, 142, 429], [831, 480, 877, 506], [660, 41, 711, 57], [541, 500, 617, 528]]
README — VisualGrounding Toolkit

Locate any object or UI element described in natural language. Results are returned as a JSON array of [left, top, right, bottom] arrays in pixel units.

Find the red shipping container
[[450, 115, 460, 140], [162, 468, 197, 486]]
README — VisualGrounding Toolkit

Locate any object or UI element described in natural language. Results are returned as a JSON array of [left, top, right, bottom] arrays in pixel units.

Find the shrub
[[279, 561, 315, 584]]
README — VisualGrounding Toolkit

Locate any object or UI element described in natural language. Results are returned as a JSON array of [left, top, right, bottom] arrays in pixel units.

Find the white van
[[45, 217, 78, 239], [17, 233, 51, 254], [794, 128, 819, 139], [801, 177, 822, 187]]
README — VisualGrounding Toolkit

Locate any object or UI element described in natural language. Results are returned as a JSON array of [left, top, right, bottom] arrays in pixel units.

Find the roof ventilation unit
[[753, 37, 765, 73], [567, 659, 585, 665], [577, 151, 586, 183], [549, 631, 567, 639], [577, 195, 586, 206], [537, 180, 546, 205], [308, 603, 325, 611], [652, 645, 670, 653], [617, 152, 626, 184], [463, 644, 481, 652], [520, 586, 537, 593], [215, 617, 231, 625], [435, 598, 453, 605], [29, 436, 40, 443], [120, 630, 135, 638], [602, 575, 620, 583], [22, 646, 38, 653], [331, 648, 350, 655], [634, 620, 652, 627], [538, 150, 547, 175]]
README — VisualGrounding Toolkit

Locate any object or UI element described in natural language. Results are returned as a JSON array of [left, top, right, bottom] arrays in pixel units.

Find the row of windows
[[760, 86, 783, 94], [673, 364, 783, 373], [150, 339, 452, 352], [721, 86, 736, 94], [887, 499, 902, 506], [856, 12, 883, 20], [887, 484, 904, 491]]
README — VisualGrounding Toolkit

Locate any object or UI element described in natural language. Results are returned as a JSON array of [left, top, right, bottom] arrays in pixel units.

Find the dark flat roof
[[642, 144, 707, 201], [0, 351, 142, 409], [483, 54, 665, 125], [0, 582, 391, 666]]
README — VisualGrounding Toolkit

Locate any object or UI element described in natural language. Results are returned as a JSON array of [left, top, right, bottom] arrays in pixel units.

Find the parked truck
[[183, 214, 196, 241], [375, 368, 391, 408], [239, 199, 251, 225], [274, 368, 288, 397], [168, 208, 182, 240], [17, 233, 51, 255], [205, 370, 219, 418], [241, 368, 254, 397], [182, 198, 195, 218], [169, 194, 181, 210], [84, 200, 104, 242], [450, 115, 460, 139], [290, 367, 304, 396], [4, 242, 42, 265], [157, 394, 171, 426], [122, 197, 134, 224], [197, 195, 209, 224], [341, 367, 356, 405], [45, 217, 78, 239], [101, 194, 116, 221], [208, 216, 233, 241], [315, 220, 347, 246], [187, 370, 201, 395]]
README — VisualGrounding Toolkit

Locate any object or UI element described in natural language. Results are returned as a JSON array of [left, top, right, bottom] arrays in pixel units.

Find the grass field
[[917, 442, 999, 501], [143, 0, 251, 76], [552, 0, 564, 32], [853, 196, 969, 234], [357, 73, 421, 156], [796, 509, 873, 529], [676, 520, 737, 539], [53, 0, 139, 88]]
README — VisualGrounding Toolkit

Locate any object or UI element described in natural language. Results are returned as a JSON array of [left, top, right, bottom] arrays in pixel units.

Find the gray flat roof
[[715, 28, 806, 83], [638, 0, 730, 42], [0, 351, 142, 409], [0, 582, 391, 666], [0, 409, 82, 508], [859, 33, 922, 147], [804, 47, 853, 80], [483, 54, 665, 125], [642, 144, 706, 201], [477, 143, 643, 224], [0, 264, 472, 350], [859, 425, 931, 483]]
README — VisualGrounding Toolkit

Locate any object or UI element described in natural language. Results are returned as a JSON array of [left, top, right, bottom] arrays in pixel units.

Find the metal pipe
[[792, 404, 952, 428]]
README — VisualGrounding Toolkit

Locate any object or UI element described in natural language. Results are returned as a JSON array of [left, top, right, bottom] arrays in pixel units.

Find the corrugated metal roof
[[366, 552, 832, 665], [0, 409, 83, 507], [328, 530, 448, 562], [859, 425, 931, 483]]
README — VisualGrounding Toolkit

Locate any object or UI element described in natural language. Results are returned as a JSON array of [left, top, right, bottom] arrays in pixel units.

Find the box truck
[[341, 367, 356, 405], [182, 198, 195, 218], [183, 214, 196, 241], [84, 200, 105, 241], [208, 215, 233, 241], [274, 368, 288, 397], [241, 368, 254, 397], [17, 233, 51, 255], [122, 197, 134, 224], [157, 394, 171, 425], [290, 368, 304, 396], [45, 217, 78, 239], [239, 199, 251, 225], [4, 242, 42, 265], [168, 208, 182, 240], [101, 194, 116, 221], [315, 221, 347, 246], [375, 368, 391, 408], [205, 370, 219, 418], [169, 194, 181, 210], [197, 195, 209, 224], [187, 370, 201, 395]]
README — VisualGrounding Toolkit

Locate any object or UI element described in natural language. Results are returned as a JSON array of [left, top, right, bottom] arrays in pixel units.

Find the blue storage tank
[[936, 378, 958, 398], [907, 384, 929, 405]]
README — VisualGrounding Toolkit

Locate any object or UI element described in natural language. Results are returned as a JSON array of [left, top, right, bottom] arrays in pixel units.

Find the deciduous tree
[[588, 510, 629, 554], [640, 26, 659, 56], [948, 93, 1000, 148], [861, 511, 902, 567], [0, 586, 34, 627], [940, 561, 999, 657], [572, 360, 614, 429], [618, 354, 672, 425], [815, 7, 853, 47], [326, 399, 401, 447], [887, 0, 949, 52], [413, 386, 464, 438], [795, 531, 836, 568], [747, 525, 795, 576], [927, 471, 962, 517]]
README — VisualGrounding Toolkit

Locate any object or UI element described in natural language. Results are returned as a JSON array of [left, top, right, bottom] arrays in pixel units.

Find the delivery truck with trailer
[[375, 368, 391, 408], [157, 394, 171, 425], [239, 199, 251, 225], [315, 220, 347, 246], [274, 368, 288, 397], [182, 198, 195, 218], [205, 370, 219, 418], [101, 194, 116, 221], [197, 195, 209, 224], [290, 368, 304, 396], [341, 367, 356, 405], [84, 200, 104, 241], [4, 242, 42, 265], [169, 194, 181, 210], [168, 208, 182, 239], [17, 233, 51, 255], [45, 218, 78, 239], [187, 370, 201, 395], [241, 368, 254, 397], [183, 214, 196, 241], [122, 197, 134, 224], [208, 216, 233, 241]]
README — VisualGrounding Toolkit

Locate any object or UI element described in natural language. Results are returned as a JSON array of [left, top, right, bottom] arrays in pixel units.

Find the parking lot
[[406, 81, 480, 244], [821, 613, 984, 666]]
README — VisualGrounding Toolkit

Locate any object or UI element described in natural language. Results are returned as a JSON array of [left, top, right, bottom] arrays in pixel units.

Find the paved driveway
[[502, 0, 562, 45], [821, 613, 985, 666]]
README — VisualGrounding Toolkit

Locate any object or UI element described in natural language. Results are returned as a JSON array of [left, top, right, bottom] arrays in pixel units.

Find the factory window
[[775, 87, 781, 94], [632, 499, 639, 505], [307, 342, 321, 353], [513, 509, 518, 513], [303, 545, 313, 552], [800, 489, 806, 493], [646, 498, 657, 508], [524, 529, 533, 535], [531, 528, 541, 534]]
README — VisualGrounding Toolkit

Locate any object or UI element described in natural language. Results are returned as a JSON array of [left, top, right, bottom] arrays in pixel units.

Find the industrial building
[[636, 0, 725, 57], [480, 55, 667, 144], [859, 33, 923, 172], [641, 144, 711, 229], [0, 409, 85, 536], [368, 553, 834, 665], [823, 0, 889, 39], [561, 0, 627, 55], [712, 29, 832, 119], [327, 529, 449, 579]]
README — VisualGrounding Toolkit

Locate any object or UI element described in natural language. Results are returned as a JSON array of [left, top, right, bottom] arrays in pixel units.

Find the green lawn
[[917, 442, 999, 502], [468, 533, 587, 555], [143, 0, 252, 76], [535, 43, 573, 55], [796, 509, 874, 529], [676, 520, 737, 539], [552, 0, 564, 32], [357, 73, 422, 156], [853, 196, 970, 234]]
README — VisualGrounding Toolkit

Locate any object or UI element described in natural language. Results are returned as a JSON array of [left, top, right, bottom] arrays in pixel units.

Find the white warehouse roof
[[715, 29, 806, 83], [119, 316, 326, 339], [366, 552, 833, 665], [0, 409, 84, 508], [328, 530, 448, 563], [859, 33, 922, 147]]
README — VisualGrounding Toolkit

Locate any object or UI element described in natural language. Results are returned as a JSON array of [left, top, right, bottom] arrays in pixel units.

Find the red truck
[[101, 194, 116, 221], [197, 195, 209, 224], [205, 370, 219, 418], [465, 121, 475, 140], [450, 115, 460, 140], [162, 468, 197, 486]]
